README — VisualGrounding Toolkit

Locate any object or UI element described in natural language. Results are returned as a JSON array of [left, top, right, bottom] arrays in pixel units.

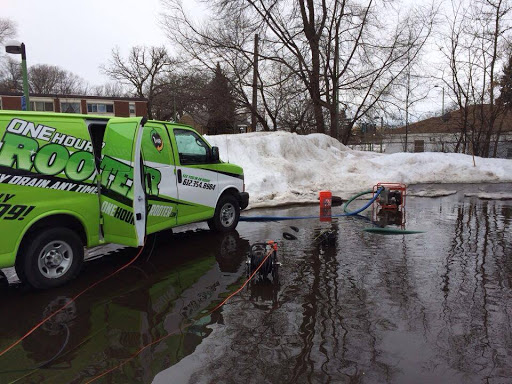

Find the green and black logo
[[0, 119, 96, 182], [151, 130, 163, 152], [0, 118, 162, 198]]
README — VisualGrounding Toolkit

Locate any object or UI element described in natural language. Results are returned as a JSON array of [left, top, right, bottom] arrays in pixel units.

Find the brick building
[[0, 92, 148, 117]]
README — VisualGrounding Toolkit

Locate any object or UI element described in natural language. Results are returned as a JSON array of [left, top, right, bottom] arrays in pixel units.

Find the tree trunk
[[299, 0, 326, 134], [310, 43, 325, 134], [340, 121, 354, 144], [330, 24, 340, 140]]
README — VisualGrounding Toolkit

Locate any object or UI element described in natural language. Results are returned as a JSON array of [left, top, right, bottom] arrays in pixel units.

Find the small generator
[[373, 183, 407, 228]]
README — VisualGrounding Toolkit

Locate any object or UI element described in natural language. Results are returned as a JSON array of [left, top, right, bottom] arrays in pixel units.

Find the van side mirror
[[211, 146, 220, 163]]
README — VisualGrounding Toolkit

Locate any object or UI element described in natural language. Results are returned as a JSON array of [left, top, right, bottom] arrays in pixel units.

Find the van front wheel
[[16, 228, 84, 289], [207, 194, 240, 232]]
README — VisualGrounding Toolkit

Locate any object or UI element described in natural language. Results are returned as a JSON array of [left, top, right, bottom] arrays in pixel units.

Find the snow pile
[[464, 192, 512, 200], [205, 131, 512, 207], [409, 189, 458, 198]]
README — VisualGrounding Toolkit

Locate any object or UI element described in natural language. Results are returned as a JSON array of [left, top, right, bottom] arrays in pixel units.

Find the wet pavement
[[0, 183, 511, 384]]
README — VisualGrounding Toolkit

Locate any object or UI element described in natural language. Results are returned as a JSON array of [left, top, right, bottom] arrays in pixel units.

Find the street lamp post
[[5, 40, 30, 111], [173, 93, 176, 122]]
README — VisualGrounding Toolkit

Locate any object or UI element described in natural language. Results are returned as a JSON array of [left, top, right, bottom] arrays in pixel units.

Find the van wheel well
[[20, 214, 87, 250], [221, 188, 239, 202]]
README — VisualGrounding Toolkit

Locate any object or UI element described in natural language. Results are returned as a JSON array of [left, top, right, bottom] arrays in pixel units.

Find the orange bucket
[[319, 191, 332, 208], [319, 191, 332, 221]]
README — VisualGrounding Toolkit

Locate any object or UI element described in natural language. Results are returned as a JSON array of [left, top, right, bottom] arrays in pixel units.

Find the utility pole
[[173, 93, 176, 122], [333, 27, 340, 140], [434, 85, 445, 116], [441, 87, 445, 116], [251, 34, 259, 133]]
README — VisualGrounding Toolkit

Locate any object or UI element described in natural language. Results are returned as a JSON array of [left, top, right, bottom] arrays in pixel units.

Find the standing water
[[0, 184, 511, 384]]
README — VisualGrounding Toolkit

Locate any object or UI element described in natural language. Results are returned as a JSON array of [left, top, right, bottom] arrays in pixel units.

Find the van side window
[[142, 125, 172, 165], [174, 129, 209, 165]]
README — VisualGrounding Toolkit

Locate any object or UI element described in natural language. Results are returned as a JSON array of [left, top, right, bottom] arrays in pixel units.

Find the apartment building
[[0, 92, 148, 117]]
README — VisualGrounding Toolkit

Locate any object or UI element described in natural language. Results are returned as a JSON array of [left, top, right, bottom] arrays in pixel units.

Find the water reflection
[[437, 201, 512, 380], [1, 197, 511, 384], [0, 230, 250, 383], [155, 199, 512, 384]]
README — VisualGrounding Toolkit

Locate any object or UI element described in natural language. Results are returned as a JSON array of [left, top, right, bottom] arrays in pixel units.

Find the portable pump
[[373, 182, 407, 228], [374, 183, 406, 210], [247, 241, 279, 280]]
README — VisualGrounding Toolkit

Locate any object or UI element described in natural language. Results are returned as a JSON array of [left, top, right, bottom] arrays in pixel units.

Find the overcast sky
[[3, 0, 172, 86], [2, 0, 444, 118]]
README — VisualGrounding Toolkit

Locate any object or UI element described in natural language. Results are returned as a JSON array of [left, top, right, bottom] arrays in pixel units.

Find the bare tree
[[101, 46, 174, 118], [89, 82, 127, 98], [0, 18, 18, 91], [0, 58, 22, 92], [161, 0, 436, 144], [382, 10, 435, 151], [29, 64, 86, 94], [161, 3, 273, 130], [439, 0, 512, 157], [0, 18, 16, 44], [152, 71, 210, 121], [1, 60, 86, 95]]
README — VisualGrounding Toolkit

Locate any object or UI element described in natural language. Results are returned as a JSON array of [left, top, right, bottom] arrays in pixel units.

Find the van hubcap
[[38, 241, 73, 279], [220, 203, 235, 227]]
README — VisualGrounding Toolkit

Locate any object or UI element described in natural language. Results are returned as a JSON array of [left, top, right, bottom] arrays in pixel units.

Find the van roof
[[0, 110, 197, 131], [0, 110, 110, 121], [151, 119, 194, 129]]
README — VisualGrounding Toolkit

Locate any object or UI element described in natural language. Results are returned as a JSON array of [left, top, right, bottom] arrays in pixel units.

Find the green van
[[0, 111, 248, 288]]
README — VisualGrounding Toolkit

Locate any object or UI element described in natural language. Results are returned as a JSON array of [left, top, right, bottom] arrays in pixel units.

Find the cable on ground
[[84, 248, 275, 383], [0, 245, 146, 358], [240, 187, 384, 222]]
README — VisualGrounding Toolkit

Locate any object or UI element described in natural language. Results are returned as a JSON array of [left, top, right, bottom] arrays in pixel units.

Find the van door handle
[[177, 169, 182, 183]]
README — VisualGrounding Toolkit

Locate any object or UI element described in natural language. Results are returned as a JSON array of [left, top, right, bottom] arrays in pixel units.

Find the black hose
[[0, 324, 70, 375]]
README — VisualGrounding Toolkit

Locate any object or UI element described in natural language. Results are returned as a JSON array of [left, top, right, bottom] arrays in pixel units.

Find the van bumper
[[238, 192, 249, 210]]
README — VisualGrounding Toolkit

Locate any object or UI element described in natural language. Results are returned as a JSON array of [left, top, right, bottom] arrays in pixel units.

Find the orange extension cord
[[85, 248, 274, 383], [1, 241, 275, 383], [0, 245, 146, 358]]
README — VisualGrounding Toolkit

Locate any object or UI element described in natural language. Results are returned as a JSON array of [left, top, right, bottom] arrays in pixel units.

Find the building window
[[61, 102, 81, 114], [87, 103, 114, 113], [414, 140, 425, 152], [129, 103, 136, 115], [30, 101, 54, 112]]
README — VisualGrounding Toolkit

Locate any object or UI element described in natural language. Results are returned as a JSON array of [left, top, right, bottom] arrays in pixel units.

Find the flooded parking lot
[[1, 184, 511, 383]]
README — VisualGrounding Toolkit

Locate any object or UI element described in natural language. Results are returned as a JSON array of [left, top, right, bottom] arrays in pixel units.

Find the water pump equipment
[[246, 241, 279, 281], [372, 182, 407, 228]]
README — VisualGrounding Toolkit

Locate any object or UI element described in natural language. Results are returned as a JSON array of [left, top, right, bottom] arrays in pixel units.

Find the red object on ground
[[319, 190, 332, 221], [373, 182, 407, 228]]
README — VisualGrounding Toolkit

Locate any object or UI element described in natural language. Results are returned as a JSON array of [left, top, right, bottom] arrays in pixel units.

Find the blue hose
[[239, 187, 384, 222]]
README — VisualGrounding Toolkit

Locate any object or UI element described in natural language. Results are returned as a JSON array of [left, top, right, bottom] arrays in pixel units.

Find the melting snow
[[206, 131, 512, 207], [409, 190, 458, 198], [464, 192, 512, 200]]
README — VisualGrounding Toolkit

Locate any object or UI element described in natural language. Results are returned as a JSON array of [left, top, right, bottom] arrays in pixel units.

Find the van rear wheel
[[207, 194, 240, 232], [16, 228, 84, 289]]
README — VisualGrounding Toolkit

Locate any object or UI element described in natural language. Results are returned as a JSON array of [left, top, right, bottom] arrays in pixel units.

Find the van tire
[[207, 194, 240, 232], [16, 228, 84, 289]]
